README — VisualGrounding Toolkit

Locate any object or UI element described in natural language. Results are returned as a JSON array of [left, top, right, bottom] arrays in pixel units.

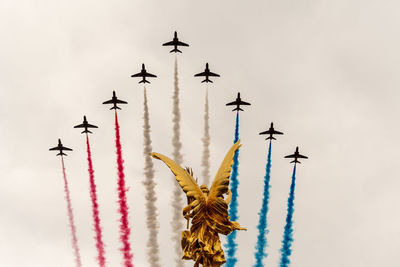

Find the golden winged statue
[[151, 140, 246, 267]]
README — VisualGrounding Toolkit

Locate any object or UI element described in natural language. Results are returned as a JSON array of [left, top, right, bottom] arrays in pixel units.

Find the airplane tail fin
[[57, 152, 67, 156], [201, 79, 213, 83], [170, 48, 182, 53], [290, 159, 300, 164], [82, 130, 93, 134], [110, 106, 121, 110], [233, 107, 244, 112], [266, 136, 276, 140], [139, 79, 150, 84]]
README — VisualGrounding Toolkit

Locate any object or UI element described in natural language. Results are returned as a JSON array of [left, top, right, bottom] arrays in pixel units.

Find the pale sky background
[[1, 0, 400, 266]]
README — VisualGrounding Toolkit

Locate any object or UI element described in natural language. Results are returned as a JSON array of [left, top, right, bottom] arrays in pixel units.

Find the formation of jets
[[257, 122, 308, 163], [51, 31, 308, 165], [226, 92, 251, 112], [194, 63, 220, 83], [131, 64, 157, 84], [49, 139, 72, 156], [74, 116, 98, 134], [103, 91, 128, 110]]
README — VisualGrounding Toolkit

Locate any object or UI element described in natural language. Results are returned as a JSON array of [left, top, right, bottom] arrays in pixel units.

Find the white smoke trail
[[171, 57, 185, 267], [201, 87, 211, 186], [142, 87, 161, 267]]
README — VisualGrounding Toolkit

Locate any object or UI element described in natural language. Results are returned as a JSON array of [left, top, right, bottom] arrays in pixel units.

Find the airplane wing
[[63, 146, 73, 151], [284, 154, 296, 158], [272, 130, 283, 135], [74, 123, 85, 128], [162, 41, 174, 46], [208, 71, 220, 77], [144, 72, 157, 78], [298, 154, 308, 159], [49, 146, 59, 151], [102, 100, 114, 104], [130, 73, 142, 77], [194, 72, 206, 77], [102, 99, 127, 105], [239, 100, 251, 106], [86, 123, 98, 128], [259, 130, 271, 135], [176, 41, 189, 46], [226, 101, 238, 106]]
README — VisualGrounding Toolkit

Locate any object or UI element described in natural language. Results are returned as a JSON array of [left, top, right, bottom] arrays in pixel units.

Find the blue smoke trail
[[226, 112, 240, 267], [253, 140, 272, 267], [279, 164, 297, 267]]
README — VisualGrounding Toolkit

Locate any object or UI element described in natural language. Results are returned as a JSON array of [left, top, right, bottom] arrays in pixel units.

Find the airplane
[[226, 92, 251, 111], [74, 116, 98, 134], [194, 63, 220, 83], [102, 91, 127, 110], [284, 147, 308, 164], [130, 64, 157, 83], [49, 139, 72, 156], [162, 31, 189, 53], [259, 122, 284, 140]]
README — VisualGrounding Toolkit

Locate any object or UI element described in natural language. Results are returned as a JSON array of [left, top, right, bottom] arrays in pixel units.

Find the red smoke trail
[[86, 134, 107, 267], [61, 156, 82, 267], [114, 110, 134, 267]]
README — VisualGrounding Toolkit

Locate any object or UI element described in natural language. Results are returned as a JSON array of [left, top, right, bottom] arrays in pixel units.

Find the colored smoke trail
[[114, 111, 134, 267], [171, 56, 185, 267], [142, 87, 161, 267], [201, 87, 211, 186], [61, 156, 82, 267], [226, 112, 240, 267], [86, 134, 107, 267], [279, 164, 297, 267], [253, 140, 273, 267]]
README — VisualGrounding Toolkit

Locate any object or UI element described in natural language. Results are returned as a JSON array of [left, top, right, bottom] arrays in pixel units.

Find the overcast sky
[[1, 0, 400, 266]]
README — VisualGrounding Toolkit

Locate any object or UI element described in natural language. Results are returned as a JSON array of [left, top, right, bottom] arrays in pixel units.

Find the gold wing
[[151, 152, 206, 207], [208, 140, 241, 205]]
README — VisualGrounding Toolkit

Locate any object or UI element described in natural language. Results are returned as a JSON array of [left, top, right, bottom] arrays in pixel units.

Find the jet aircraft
[[285, 147, 308, 164], [131, 64, 157, 83], [74, 116, 98, 134], [162, 31, 189, 53], [194, 63, 220, 83], [102, 91, 127, 110], [226, 92, 251, 111], [259, 122, 284, 140], [49, 139, 72, 156]]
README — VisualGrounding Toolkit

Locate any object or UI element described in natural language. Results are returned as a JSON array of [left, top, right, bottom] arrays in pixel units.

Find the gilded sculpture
[[151, 140, 246, 267]]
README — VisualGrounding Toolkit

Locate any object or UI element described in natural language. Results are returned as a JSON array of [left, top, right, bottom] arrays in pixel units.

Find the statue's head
[[200, 185, 209, 195]]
